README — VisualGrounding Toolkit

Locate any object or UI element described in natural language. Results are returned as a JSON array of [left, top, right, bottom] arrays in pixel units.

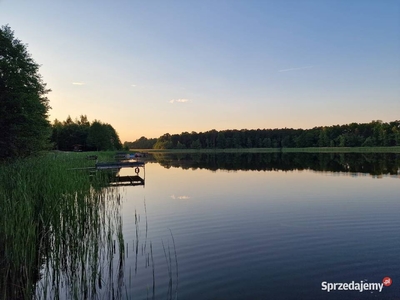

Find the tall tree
[[86, 120, 121, 151], [105, 123, 122, 150], [0, 25, 51, 158]]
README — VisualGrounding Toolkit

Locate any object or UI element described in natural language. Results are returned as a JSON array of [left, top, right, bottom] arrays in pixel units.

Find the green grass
[[131, 146, 400, 154]]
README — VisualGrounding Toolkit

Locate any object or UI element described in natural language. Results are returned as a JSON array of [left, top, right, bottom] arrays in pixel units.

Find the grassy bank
[[132, 146, 400, 154], [0, 151, 124, 299]]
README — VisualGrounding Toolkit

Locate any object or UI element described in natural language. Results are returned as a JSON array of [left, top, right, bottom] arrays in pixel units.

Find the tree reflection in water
[[150, 152, 400, 177]]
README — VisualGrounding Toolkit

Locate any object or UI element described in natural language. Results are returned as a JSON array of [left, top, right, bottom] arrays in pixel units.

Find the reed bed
[[0, 152, 124, 299]]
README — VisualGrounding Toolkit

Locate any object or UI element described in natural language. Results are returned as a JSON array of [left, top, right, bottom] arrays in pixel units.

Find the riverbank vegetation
[[0, 152, 125, 299], [125, 120, 400, 150], [0, 25, 166, 299], [0, 25, 126, 299]]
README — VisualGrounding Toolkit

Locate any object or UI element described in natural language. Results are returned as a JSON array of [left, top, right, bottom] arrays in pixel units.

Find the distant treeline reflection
[[150, 153, 400, 176]]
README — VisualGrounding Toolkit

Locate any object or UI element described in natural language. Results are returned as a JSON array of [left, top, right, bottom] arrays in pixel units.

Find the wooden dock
[[69, 158, 146, 187], [95, 161, 145, 170]]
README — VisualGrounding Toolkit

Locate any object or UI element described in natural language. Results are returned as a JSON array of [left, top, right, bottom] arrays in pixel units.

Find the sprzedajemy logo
[[321, 277, 392, 293]]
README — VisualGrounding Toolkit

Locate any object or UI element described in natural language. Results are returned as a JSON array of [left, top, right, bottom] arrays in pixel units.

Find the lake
[[111, 153, 400, 299]]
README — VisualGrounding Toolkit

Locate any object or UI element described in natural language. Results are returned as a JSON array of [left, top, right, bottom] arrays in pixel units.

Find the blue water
[[117, 156, 400, 299]]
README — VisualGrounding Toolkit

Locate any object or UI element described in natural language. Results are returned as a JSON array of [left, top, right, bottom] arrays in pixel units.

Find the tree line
[[51, 115, 122, 151], [125, 120, 400, 150]]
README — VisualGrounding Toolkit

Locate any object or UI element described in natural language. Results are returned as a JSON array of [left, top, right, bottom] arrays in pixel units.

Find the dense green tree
[[105, 123, 122, 150], [338, 135, 346, 147], [176, 141, 186, 149], [318, 128, 329, 147], [216, 132, 226, 148], [0, 25, 51, 158], [124, 136, 157, 149], [362, 137, 375, 147], [262, 137, 272, 148], [50, 119, 63, 150], [392, 126, 400, 146], [280, 136, 288, 147], [86, 121, 111, 151], [205, 129, 218, 148], [190, 139, 201, 149], [50, 116, 121, 151], [57, 115, 90, 150], [153, 133, 173, 149], [86, 120, 122, 151]]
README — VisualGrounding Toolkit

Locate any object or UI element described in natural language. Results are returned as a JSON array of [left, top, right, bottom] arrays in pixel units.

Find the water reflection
[[35, 181, 127, 299], [11, 152, 397, 300], [110, 174, 145, 186], [149, 152, 400, 177], [122, 159, 400, 300]]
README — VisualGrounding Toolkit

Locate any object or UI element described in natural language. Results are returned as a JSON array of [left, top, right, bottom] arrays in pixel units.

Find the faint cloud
[[278, 66, 314, 72], [169, 99, 190, 104], [72, 82, 85, 85], [131, 84, 136, 87], [170, 195, 190, 200]]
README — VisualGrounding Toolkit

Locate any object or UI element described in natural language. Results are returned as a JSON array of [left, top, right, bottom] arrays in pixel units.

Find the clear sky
[[1, 0, 399, 142]]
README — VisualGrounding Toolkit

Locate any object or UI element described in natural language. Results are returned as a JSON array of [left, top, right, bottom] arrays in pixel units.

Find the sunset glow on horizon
[[1, 0, 399, 142]]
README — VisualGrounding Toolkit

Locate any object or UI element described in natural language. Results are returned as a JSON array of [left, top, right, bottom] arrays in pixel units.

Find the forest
[[125, 120, 400, 150], [50, 115, 123, 151]]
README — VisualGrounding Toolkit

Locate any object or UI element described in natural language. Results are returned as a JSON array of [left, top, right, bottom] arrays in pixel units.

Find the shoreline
[[130, 146, 400, 154]]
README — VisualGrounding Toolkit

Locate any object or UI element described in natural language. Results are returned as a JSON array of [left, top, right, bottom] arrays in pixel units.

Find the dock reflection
[[93, 156, 146, 187], [110, 174, 145, 187]]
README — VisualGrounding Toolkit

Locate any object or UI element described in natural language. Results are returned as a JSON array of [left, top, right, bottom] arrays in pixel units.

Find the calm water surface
[[116, 153, 400, 299]]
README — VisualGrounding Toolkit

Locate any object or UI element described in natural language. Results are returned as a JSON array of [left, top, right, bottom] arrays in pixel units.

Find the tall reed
[[0, 152, 124, 299], [1, 151, 177, 299]]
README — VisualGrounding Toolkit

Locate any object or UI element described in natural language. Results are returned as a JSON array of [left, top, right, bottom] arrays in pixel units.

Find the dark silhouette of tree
[[50, 116, 122, 151], [124, 136, 157, 149], [125, 120, 400, 150], [153, 133, 173, 149], [0, 25, 51, 158]]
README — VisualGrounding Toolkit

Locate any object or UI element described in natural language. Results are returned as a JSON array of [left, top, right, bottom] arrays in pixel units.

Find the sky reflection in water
[[117, 153, 400, 299]]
